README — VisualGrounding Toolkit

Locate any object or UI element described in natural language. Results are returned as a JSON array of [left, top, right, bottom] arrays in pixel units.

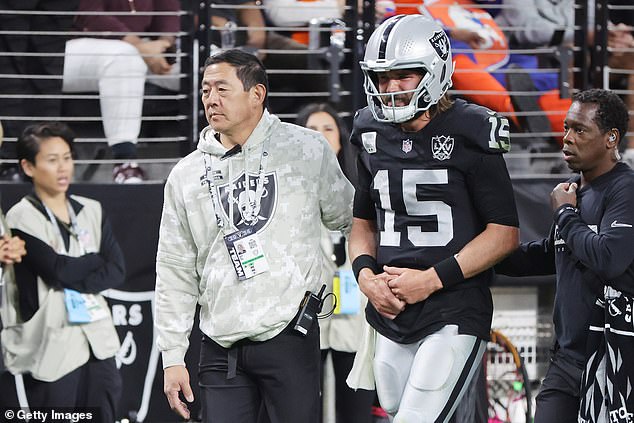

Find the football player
[[348, 14, 520, 422]]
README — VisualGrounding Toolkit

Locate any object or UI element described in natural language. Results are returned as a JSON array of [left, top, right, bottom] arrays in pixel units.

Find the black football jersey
[[351, 99, 519, 343]]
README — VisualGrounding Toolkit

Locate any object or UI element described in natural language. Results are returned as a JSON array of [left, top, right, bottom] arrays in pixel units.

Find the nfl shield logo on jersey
[[432, 135, 454, 161], [402, 139, 413, 153]]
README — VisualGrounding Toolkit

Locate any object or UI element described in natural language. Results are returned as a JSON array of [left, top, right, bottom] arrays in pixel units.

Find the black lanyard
[[201, 139, 269, 232]]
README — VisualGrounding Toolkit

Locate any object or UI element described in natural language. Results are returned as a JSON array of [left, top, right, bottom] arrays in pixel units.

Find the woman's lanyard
[[43, 200, 87, 255], [201, 140, 269, 233], [42, 199, 108, 322]]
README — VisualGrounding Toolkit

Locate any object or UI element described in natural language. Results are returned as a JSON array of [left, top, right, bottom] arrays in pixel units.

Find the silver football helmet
[[361, 14, 454, 123]]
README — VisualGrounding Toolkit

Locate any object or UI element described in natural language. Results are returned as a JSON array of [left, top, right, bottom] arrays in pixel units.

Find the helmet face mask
[[364, 68, 433, 123], [361, 14, 454, 123]]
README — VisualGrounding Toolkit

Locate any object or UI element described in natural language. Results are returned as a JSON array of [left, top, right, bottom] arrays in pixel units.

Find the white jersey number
[[373, 169, 453, 247], [487, 112, 510, 152]]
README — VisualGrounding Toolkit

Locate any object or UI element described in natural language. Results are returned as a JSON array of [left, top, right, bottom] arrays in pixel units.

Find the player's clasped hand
[[384, 266, 443, 304], [357, 268, 405, 320]]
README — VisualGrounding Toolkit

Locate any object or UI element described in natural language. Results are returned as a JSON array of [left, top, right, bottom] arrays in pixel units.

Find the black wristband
[[433, 255, 464, 289], [352, 254, 381, 282], [554, 203, 578, 225]]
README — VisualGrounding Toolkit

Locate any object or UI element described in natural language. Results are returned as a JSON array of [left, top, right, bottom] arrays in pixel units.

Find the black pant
[[320, 349, 375, 423], [534, 350, 583, 423], [198, 321, 321, 423], [23, 356, 121, 423]]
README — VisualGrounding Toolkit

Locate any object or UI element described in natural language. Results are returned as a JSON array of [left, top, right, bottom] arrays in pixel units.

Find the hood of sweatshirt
[[196, 109, 280, 157]]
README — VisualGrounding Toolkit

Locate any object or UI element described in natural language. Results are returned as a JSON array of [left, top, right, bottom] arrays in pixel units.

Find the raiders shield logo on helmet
[[431, 135, 454, 161], [218, 171, 278, 232], [429, 31, 450, 61]]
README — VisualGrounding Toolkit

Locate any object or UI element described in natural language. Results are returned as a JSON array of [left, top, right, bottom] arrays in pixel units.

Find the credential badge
[[431, 135, 454, 161], [402, 139, 413, 154], [361, 132, 377, 154]]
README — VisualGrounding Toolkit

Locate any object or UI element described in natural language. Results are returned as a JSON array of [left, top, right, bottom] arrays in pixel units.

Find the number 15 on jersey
[[373, 168, 453, 248]]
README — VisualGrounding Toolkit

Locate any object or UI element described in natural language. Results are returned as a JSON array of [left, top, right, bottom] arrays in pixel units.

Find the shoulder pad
[[350, 107, 379, 149], [450, 101, 511, 153]]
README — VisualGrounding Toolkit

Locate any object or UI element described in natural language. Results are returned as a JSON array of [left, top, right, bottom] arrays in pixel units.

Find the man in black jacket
[[496, 88, 633, 423]]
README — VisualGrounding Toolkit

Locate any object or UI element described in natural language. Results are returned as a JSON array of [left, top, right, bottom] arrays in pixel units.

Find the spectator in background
[[494, 0, 574, 48], [295, 103, 355, 176], [610, 25, 634, 155], [495, 0, 633, 157], [442, 0, 572, 147], [263, 0, 344, 45], [1, 122, 125, 422], [296, 103, 375, 423], [209, 0, 329, 115], [63, 0, 180, 183], [374, 0, 516, 124], [379, 0, 573, 150], [605, 15, 634, 162], [0, 0, 79, 180], [496, 89, 633, 423], [578, 0, 634, 164]]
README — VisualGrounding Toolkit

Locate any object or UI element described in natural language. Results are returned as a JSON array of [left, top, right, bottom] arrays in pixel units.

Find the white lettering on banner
[[111, 303, 144, 326], [116, 331, 137, 368], [128, 304, 143, 326], [112, 304, 127, 326]]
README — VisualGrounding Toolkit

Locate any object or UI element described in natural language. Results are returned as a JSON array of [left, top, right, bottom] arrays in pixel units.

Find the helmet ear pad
[[365, 71, 382, 107]]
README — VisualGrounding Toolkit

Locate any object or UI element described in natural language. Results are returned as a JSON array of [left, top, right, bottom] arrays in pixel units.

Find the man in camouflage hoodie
[[155, 49, 353, 422]]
